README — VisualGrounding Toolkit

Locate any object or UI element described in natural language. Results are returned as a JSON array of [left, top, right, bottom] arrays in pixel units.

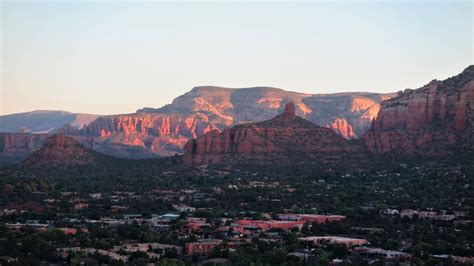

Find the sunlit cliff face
[[68, 88, 390, 157], [363, 66, 474, 155]]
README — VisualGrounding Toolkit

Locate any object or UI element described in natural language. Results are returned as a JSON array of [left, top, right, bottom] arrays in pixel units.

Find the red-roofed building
[[186, 240, 222, 256], [59, 228, 78, 235]]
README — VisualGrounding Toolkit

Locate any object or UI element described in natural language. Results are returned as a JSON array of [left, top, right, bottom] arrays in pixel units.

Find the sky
[[1, 1, 473, 115]]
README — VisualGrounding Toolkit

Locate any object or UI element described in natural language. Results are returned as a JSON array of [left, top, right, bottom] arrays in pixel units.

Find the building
[[59, 228, 78, 235], [235, 220, 305, 231], [173, 204, 196, 213], [300, 236, 368, 247], [401, 209, 437, 219], [277, 214, 346, 223], [186, 240, 223, 256], [74, 203, 89, 210], [185, 239, 246, 256], [353, 247, 412, 261]]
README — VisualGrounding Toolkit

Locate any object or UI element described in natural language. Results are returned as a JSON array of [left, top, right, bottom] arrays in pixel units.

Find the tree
[[156, 258, 185, 266]]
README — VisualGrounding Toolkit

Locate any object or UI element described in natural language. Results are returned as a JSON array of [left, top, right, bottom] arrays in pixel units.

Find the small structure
[[300, 236, 368, 247]]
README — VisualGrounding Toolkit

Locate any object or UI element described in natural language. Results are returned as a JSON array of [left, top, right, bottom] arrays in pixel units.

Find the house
[[74, 203, 89, 210], [185, 239, 246, 256], [186, 240, 223, 256], [160, 213, 180, 220], [235, 220, 305, 231], [434, 214, 455, 221], [173, 204, 196, 213], [59, 228, 78, 235], [382, 209, 400, 216], [353, 247, 412, 261], [123, 214, 142, 220], [277, 214, 346, 223], [89, 193, 102, 199]]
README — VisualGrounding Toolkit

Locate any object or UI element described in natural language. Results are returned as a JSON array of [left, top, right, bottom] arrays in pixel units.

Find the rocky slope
[[183, 103, 363, 165], [139, 87, 393, 139], [74, 113, 220, 157], [0, 133, 49, 164], [22, 134, 103, 167], [0, 110, 99, 133], [0, 88, 392, 160], [363, 65, 474, 156], [73, 87, 392, 158]]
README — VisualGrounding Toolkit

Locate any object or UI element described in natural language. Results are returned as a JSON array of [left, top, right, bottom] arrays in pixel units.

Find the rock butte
[[22, 134, 99, 167], [183, 102, 363, 165], [1, 88, 392, 160], [62, 88, 391, 158], [1, 66, 473, 162]]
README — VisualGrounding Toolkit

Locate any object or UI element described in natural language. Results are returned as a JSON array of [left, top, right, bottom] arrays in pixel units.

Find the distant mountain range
[[69, 88, 392, 158], [0, 88, 393, 162], [0, 110, 99, 133], [1, 65, 473, 164], [183, 65, 474, 168]]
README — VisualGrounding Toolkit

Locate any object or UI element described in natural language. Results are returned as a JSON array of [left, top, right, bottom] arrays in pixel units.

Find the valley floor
[[0, 159, 473, 265]]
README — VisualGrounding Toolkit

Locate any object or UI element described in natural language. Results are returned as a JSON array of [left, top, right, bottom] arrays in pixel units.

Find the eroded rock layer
[[184, 103, 363, 165], [363, 65, 474, 155], [76, 88, 392, 157], [0, 133, 49, 163]]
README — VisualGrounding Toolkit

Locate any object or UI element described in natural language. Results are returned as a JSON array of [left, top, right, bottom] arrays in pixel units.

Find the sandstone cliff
[[75, 87, 391, 158], [79, 113, 220, 157], [0, 87, 392, 160], [140, 87, 392, 140], [0, 133, 49, 164], [363, 65, 474, 155], [183, 103, 363, 165]]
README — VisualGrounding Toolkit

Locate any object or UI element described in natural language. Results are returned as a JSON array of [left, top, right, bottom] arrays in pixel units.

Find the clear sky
[[1, 1, 473, 115]]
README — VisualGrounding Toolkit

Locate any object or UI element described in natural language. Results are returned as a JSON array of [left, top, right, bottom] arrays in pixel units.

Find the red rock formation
[[0, 87, 393, 161], [363, 65, 474, 155], [0, 133, 48, 163], [22, 134, 99, 166], [71, 88, 392, 158], [80, 113, 220, 157], [326, 118, 356, 139], [184, 103, 362, 165], [303, 95, 381, 139]]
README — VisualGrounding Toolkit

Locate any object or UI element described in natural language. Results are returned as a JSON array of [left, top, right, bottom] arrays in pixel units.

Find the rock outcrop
[[22, 134, 100, 167], [1, 87, 392, 160], [0, 133, 49, 164], [73, 88, 392, 158], [183, 103, 363, 165], [363, 65, 474, 156], [140, 87, 392, 140], [79, 113, 220, 157]]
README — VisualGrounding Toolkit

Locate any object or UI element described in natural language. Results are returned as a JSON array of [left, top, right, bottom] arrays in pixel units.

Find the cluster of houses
[[2, 180, 472, 264], [382, 208, 471, 223]]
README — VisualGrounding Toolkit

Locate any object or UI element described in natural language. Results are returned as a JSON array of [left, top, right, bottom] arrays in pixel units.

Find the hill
[[0, 110, 99, 133]]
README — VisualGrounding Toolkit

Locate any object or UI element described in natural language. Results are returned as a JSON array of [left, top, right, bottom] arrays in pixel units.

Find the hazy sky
[[1, 1, 473, 115]]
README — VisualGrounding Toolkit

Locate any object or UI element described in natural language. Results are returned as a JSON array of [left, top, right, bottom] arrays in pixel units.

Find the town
[[0, 161, 472, 265]]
